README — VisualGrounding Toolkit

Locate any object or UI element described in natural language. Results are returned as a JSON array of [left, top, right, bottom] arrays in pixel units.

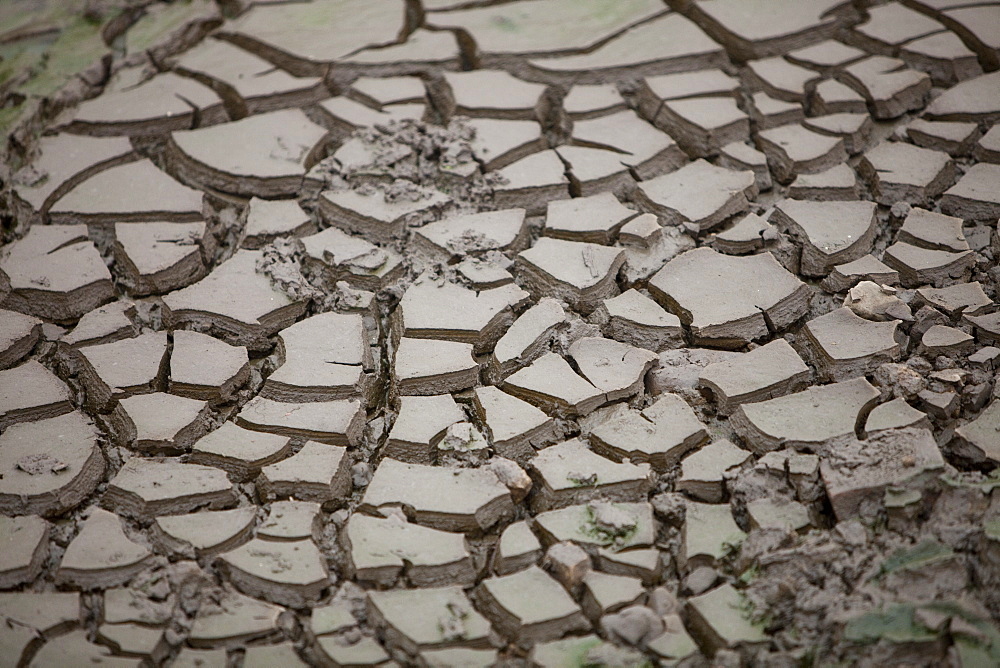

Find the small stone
[[487, 457, 533, 504], [581, 571, 645, 621], [437, 422, 490, 464], [600, 604, 664, 648]]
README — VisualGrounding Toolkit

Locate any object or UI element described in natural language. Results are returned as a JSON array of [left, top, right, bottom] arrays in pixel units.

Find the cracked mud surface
[[1, 0, 1000, 666]]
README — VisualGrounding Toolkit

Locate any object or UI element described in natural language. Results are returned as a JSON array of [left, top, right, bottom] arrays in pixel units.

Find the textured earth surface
[[1, 0, 1000, 666]]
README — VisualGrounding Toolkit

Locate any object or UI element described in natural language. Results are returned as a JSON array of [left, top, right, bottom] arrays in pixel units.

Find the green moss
[[17, 18, 108, 98], [0, 102, 26, 137], [580, 504, 638, 549], [125, 0, 215, 55], [879, 540, 954, 576], [984, 518, 1000, 542], [884, 486, 921, 509], [844, 604, 937, 644], [942, 470, 1000, 492]]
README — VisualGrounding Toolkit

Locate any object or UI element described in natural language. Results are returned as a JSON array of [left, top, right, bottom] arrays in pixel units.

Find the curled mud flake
[[16, 454, 67, 475]]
